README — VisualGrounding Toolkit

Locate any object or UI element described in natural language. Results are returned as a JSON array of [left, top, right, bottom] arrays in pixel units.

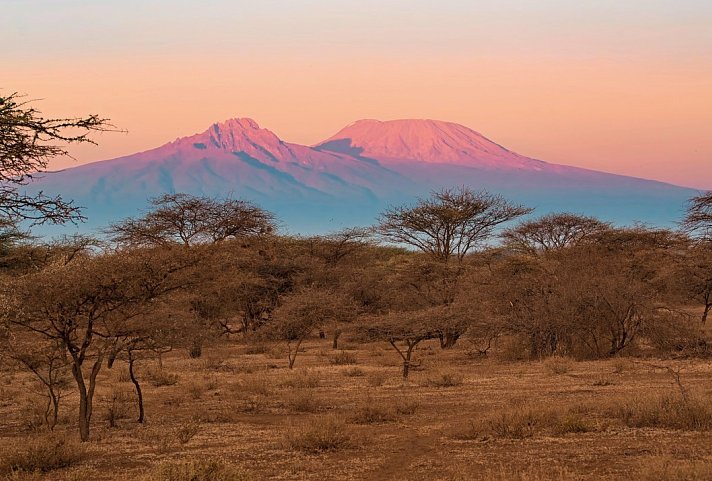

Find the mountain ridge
[[28, 117, 697, 235]]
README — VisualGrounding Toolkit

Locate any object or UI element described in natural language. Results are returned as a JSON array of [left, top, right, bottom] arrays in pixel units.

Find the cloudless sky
[[2, 0, 711, 188]]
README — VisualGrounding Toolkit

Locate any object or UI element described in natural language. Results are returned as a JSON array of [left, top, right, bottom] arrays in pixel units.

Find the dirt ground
[[2, 337, 712, 480]]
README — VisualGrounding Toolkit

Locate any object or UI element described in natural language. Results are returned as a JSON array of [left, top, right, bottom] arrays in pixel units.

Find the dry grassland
[[2, 338, 712, 480]]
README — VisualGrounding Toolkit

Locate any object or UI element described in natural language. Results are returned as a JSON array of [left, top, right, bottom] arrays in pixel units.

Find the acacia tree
[[0, 326, 69, 430], [501, 212, 610, 254], [377, 187, 531, 263], [107, 193, 275, 247], [666, 242, 712, 325], [376, 187, 529, 348], [4, 247, 195, 441], [682, 192, 712, 241], [270, 287, 357, 369], [0, 92, 111, 224]]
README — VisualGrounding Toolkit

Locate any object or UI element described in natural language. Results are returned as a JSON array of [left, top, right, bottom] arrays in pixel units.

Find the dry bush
[[636, 456, 712, 481], [453, 406, 551, 440], [202, 356, 230, 372], [102, 389, 134, 428], [592, 377, 613, 386], [613, 395, 712, 431], [342, 367, 365, 377], [141, 459, 247, 481], [146, 368, 179, 387], [243, 343, 270, 355], [494, 336, 529, 362], [278, 369, 321, 389], [1, 434, 85, 473], [448, 463, 576, 481], [552, 414, 593, 435], [349, 399, 398, 424], [612, 357, 634, 374], [330, 351, 357, 365], [20, 394, 53, 432], [394, 397, 420, 415], [175, 420, 201, 444], [542, 356, 574, 375], [187, 381, 207, 400], [267, 345, 287, 360], [420, 369, 464, 388], [366, 371, 387, 387], [285, 390, 323, 413], [116, 368, 132, 383], [283, 416, 352, 453], [238, 395, 268, 414], [239, 375, 272, 395]]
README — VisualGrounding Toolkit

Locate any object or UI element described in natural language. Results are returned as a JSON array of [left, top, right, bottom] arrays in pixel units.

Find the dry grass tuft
[[330, 350, 358, 365], [636, 456, 712, 481], [283, 416, 352, 453], [175, 420, 201, 444], [102, 389, 134, 428], [613, 395, 712, 431], [285, 390, 324, 413], [146, 368, 179, 387], [278, 369, 321, 389], [366, 371, 387, 387], [141, 459, 248, 481], [342, 367, 365, 377], [349, 400, 398, 424], [542, 356, 574, 375], [420, 370, 464, 388], [1, 434, 85, 473]]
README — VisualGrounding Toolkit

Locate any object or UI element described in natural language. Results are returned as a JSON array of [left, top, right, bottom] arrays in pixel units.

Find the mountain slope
[[27, 117, 697, 235]]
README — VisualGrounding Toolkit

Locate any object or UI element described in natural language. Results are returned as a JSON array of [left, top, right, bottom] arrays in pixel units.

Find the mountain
[[27, 117, 697, 236]]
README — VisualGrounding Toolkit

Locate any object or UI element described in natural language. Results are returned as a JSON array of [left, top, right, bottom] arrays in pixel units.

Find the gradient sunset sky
[[2, 1, 711, 189]]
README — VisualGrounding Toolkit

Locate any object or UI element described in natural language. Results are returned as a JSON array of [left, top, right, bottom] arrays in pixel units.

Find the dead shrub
[[286, 390, 323, 413], [1, 434, 84, 473], [421, 370, 464, 388], [636, 456, 712, 481], [542, 356, 574, 375], [613, 395, 712, 431], [187, 381, 207, 400], [146, 368, 179, 387], [343, 367, 365, 377], [553, 414, 592, 435], [592, 377, 613, 387], [239, 375, 272, 395], [202, 356, 230, 372], [454, 406, 549, 440], [394, 397, 420, 416], [175, 420, 201, 444], [366, 371, 387, 387], [612, 357, 634, 374], [349, 400, 398, 424], [142, 459, 247, 481], [243, 343, 270, 355], [330, 351, 357, 365], [239, 395, 268, 414], [116, 368, 132, 383], [283, 416, 351, 453], [278, 369, 321, 389], [103, 389, 134, 428]]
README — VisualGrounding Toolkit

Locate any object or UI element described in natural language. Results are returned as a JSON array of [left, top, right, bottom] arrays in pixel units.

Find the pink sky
[[2, 1, 711, 189]]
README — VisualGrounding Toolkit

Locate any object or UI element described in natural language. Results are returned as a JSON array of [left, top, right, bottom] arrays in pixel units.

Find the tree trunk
[[288, 338, 304, 369], [188, 339, 203, 359], [702, 302, 711, 325], [71, 354, 104, 442], [440, 331, 460, 349], [128, 354, 144, 424]]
